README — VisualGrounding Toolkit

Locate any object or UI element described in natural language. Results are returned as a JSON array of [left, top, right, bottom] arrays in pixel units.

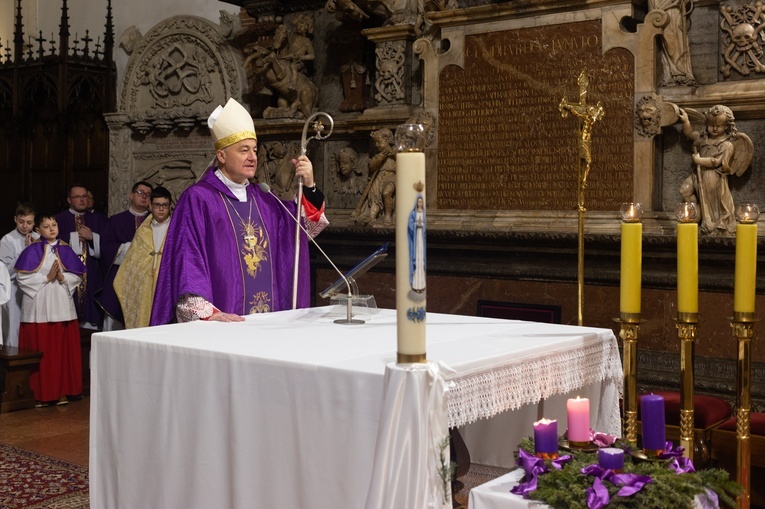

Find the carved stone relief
[[243, 22, 319, 119], [325, 0, 394, 23], [635, 94, 662, 138], [374, 40, 406, 105], [351, 128, 397, 225], [340, 61, 372, 112], [108, 13, 245, 213], [635, 93, 682, 138], [720, 2, 765, 78], [136, 155, 210, 203], [256, 140, 301, 200], [119, 15, 244, 125], [648, 0, 697, 87], [331, 146, 369, 195], [415, 0, 458, 37]]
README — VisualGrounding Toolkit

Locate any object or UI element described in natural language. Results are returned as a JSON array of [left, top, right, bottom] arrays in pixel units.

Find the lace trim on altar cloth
[[445, 334, 623, 433]]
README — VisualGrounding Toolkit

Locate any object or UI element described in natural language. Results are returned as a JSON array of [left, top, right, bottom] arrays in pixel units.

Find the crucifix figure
[[558, 70, 605, 326], [559, 71, 605, 204]]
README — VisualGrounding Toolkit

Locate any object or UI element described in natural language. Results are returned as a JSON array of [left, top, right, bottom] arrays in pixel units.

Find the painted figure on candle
[[408, 194, 426, 293], [677, 105, 753, 236]]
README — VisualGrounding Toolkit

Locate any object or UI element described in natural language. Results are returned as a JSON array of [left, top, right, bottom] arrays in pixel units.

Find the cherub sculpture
[[677, 105, 753, 235], [351, 129, 397, 226]]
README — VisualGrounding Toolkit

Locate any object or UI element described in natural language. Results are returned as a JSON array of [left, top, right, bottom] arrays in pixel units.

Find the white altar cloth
[[89, 307, 621, 509]]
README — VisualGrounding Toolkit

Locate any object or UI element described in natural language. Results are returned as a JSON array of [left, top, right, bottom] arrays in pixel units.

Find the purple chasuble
[[15, 240, 86, 275], [98, 209, 148, 322], [55, 210, 107, 325], [150, 169, 311, 325]]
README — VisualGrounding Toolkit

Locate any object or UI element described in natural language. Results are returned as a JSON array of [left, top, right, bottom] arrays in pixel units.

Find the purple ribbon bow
[[590, 429, 617, 448], [610, 473, 653, 497], [668, 456, 696, 474], [582, 463, 653, 508], [511, 449, 546, 498], [658, 441, 685, 459], [586, 477, 610, 509], [510, 449, 572, 498]]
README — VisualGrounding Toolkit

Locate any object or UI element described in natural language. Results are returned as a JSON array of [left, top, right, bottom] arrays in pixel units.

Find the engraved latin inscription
[[438, 20, 634, 210]]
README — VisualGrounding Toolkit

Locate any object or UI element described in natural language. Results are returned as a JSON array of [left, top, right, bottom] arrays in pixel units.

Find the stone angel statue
[[677, 104, 753, 235]]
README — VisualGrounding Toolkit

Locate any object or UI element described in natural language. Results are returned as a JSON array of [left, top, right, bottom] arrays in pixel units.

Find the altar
[[89, 307, 622, 508]]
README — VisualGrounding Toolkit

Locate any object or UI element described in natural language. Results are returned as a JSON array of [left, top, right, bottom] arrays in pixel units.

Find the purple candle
[[533, 418, 558, 455], [640, 393, 666, 451], [598, 447, 625, 471]]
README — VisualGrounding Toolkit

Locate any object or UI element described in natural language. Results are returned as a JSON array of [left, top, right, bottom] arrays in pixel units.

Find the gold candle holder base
[[676, 312, 699, 462], [397, 352, 427, 364], [568, 440, 592, 449], [535, 452, 559, 460], [615, 315, 641, 444], [642, 448, 664, 458]]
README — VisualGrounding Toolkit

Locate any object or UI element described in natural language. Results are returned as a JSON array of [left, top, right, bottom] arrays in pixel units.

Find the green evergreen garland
[[515, 438, 742, 508]]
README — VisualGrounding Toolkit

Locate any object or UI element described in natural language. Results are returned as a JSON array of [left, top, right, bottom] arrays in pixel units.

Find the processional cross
[[558, 71, 605, 326]]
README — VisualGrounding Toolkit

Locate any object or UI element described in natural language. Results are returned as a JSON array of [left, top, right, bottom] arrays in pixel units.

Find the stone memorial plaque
[[438, 20, 634, 211]]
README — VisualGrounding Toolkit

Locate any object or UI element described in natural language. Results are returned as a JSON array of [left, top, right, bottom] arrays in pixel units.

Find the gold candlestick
[[731, 203, 759, 509], [677, 312, 698, 461], [731, 313, 754, 509], [619, 315, 640, 444], [618, 203, 643, 444], [676, 202, 700, 461]]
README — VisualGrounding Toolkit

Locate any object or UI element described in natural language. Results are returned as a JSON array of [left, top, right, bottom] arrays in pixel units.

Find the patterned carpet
[[0, 444, 88, 509], [452, 463, 511, 508]]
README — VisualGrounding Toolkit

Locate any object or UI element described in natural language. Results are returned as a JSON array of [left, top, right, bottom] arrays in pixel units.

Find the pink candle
[[566, 396, 590, 443], [533, 418, 558, 454]]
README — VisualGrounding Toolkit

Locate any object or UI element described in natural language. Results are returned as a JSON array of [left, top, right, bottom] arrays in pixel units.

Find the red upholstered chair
[[637, 391, 733, 467]]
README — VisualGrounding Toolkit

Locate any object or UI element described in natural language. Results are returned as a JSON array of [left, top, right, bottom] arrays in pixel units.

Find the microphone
[[258, 183, 363, 325]]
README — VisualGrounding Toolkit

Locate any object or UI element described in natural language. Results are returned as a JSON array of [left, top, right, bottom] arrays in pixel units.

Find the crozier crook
[[293, 112, 334, 309]]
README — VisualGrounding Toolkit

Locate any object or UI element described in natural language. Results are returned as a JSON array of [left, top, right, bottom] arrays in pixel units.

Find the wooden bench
[[0, 345, 43, 412]]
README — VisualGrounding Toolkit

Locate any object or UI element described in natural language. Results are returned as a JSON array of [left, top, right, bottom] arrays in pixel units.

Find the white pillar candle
[[395, 125, 427, 364]]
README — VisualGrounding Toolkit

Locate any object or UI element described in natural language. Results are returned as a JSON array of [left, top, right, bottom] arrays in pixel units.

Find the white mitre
[[208, 98, 257, 150]]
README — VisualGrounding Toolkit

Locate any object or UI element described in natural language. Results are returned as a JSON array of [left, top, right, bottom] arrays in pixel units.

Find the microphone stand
[[260, 184, 363, 324], [293, 112, 334, 309]]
